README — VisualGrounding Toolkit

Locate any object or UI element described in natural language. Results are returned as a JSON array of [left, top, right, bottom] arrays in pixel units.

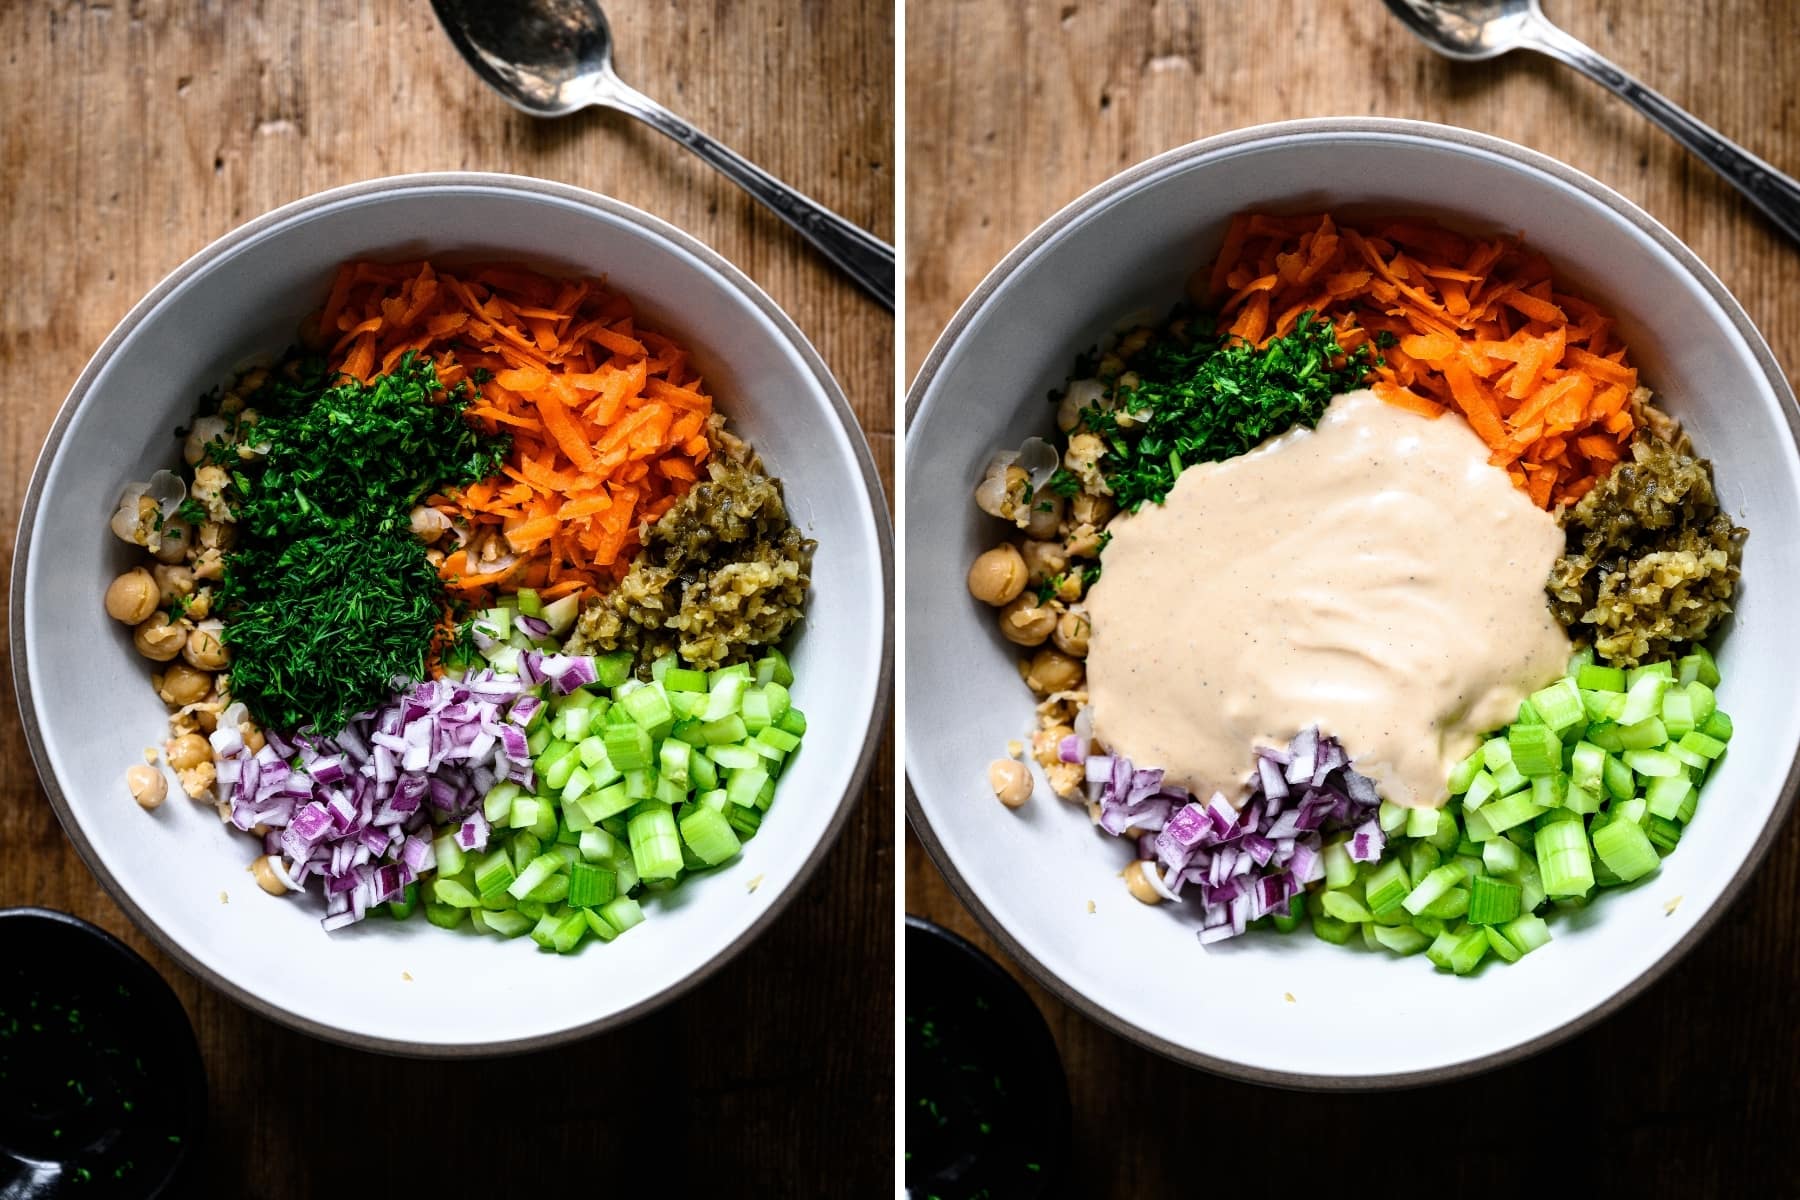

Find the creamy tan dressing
[[1084, 389, 1571, 809]]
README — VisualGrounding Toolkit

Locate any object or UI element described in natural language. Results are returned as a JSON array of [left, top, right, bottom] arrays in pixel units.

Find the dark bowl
[[905, 916, 1072, 1200], [0, 908, 206, 1198]]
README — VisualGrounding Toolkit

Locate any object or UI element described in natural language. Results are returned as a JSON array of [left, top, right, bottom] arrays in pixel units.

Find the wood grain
[[905, 1, 1799, 1194], [0, 2, 892, 1195]]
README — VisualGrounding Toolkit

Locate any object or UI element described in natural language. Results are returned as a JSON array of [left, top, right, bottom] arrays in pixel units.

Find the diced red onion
[[1089, 726, 1382, 946]]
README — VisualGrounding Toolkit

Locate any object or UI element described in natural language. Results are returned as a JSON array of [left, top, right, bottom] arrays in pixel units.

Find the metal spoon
[[1383, 0, 1800, 246], [431, 0, 895, 309]]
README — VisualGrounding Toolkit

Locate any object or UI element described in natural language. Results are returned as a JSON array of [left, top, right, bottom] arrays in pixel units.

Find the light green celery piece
[[1404, 806, 1440, 839], [1592, 818, 1659, 882], [1528, 677, 1585, 733], [1534, 819, 1594, 897], [679, 804, 743, 866], [433, 832, 466, 879]]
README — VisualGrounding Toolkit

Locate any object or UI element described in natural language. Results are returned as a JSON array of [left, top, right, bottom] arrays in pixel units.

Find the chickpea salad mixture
[[107, 260, 814, 952], [969, 213, 1745, 974]]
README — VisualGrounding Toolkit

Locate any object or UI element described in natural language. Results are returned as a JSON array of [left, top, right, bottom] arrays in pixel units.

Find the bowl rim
[[13, 170, 894, 1058], [903, 116, 1800, 1090]]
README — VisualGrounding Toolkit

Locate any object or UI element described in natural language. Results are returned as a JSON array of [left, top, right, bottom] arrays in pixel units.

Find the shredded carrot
[[1208, 214, 1639, 508], [314, 260, 713, 605]]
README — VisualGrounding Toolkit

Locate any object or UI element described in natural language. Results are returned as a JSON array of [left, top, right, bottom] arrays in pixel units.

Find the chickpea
[[183, 415, 232, 465], [151, 518, 194, 564], [1123, 859, 1165, 905], [133, 615, 190, 661], [191, 547, 225, 582], [183, 620, 229, 670], [1026, 648, 1083, 696], [1052, 572, 1085, 604], [987, 758, 1033, 809], [241, 723, 266, 754], [1118, 327, 1153, 358], [249, 855, 290, 895], [1065, 527, 1103, 558], [185, 589, 213, 620], [1053, 609, 1091, 657], [104, 568, 159, 624], [966, 544, 1027, 606], [425, 548, 446, 569], [190, 465, 231, 521], [238, 367, 268, 394], [151, 563, 196, 607], [1065, 434, 1106, 494], [165, 732, 212, 772], [974, 464, 1031, 522], [1071, 492, 1114, 527], [998, 595, 1056, 646], [1023, 494, 1063, 539], [197, 521, 235, 552], [126, 764, 167, 810], [1018, 539, 1067, 584], [410, 505, 452, 544], [158, 664, 214, 707]]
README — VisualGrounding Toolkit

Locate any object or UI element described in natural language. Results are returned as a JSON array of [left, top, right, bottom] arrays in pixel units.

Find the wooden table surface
[[0, 2, 892, 1195], [906, 1, 1799, 1193]]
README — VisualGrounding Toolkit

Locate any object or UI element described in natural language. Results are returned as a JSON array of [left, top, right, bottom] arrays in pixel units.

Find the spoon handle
[[596, 78, 894, 309], [1520, 13, 1800, 247]]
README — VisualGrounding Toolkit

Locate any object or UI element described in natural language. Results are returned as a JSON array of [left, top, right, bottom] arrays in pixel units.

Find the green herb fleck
[[1081, 310, 1375, 510], [218, 353, 507, 734], [1046, 467, 1080, 498], [177, 499, 209, 525]]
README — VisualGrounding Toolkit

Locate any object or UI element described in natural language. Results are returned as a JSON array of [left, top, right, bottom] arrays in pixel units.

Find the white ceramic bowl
[[16, 173, 891, 1056], [906, 119, 1800, 1087]]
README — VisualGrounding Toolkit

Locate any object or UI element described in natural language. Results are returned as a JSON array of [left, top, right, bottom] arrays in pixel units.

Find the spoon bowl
[[431, 0, 614, 117], [1381, 0, 1535, 62]]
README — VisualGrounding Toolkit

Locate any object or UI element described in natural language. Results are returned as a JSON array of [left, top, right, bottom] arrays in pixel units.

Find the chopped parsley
[[176, 498, 208, 525], [219, 353, 508, 734], [1080, 309, 1375, 510], [1045, 467, 1080, 498]]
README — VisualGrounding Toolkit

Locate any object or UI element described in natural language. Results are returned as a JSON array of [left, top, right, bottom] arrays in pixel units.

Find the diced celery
[[1404, 841, 1441, 886], [658, 739, 692, 789], [507, 852, 563, 901], [1447, 751, 1483, 795], [509, 796, 542, 830], [627, 803, 683, 881], [1529, 771, 1566, 811], [1563, 783, 1603, 815], [1484, 925, 1523, 964], [755, 648, 795, 687], [1535, 819, 1594, 897], [1618, 674, 1668, 726], [1623, 748, 1681, 778], [1678, 729, 1727, 760], [473, 849, 517, 899], [1502, 912, 1551, 955], [542, 751, 579, 792], [1516, 699, 1541, 726], [1661, 690, 1695, 739], [1312, 912, 1354, 945], [1462, 807, 1495, 843], [1468, 875, 1522, 925], [1404, 806, 1440, 839], [526, 724, 552, 755], [1479, 788, 1544, 835], [1321, 891, 1372, 923], [484, 781, 521, 825], [1462, 770, 1498, 812], [776, 708, 807, 736], [621, 683, 675, 736], [1447, 926, 1490, 975], [430, 877, 479, 909], [525, 872, 570, 904], [1490, 760, 1528, 797], [549, 910, 588, 954], [1567, 645, 1596, 676], [1364, 859, 1411, 916], [591, 650, 634, 688], [757, 726, 803, 754], [1529, 677, 1585, 733], [424, 902, 467, 930], [509, 831, 542, 873], [483, 908, 533, 938], [1685, 681, 1717, 723], [1592, 819, 1659, 882], [1569, 742, 1605, 791], [1482, 737, 1513, 771], [1646, 816, 1682, 853], [529, 910, 563, 950], [1626, 661, 1675, 685], [567, 861, 617, 908], [1482, 837, 1521, 877], [1419, 887, 1469, 920], [433, 832, 465, 878], [1645, 775, 1692, 820], [1372, 923, 1430, 955], [1602, 755, 1636, 801], [1675, 785, 1699, 824], [602, 724, 654, 771], [699, 714, 750, 745], [1576, 664, 1626, 692], [741, 688, 773, 733], [1617, 717, 1667, 751], [678, 804, 742, 866], [701, 674, 749, 722], [726, 766, 772, 812], [1516, 853, 1546, 913], [1402, 864, 1464, 915], [1585, 719, 1625, 752], [599, 895, 645, 933]]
